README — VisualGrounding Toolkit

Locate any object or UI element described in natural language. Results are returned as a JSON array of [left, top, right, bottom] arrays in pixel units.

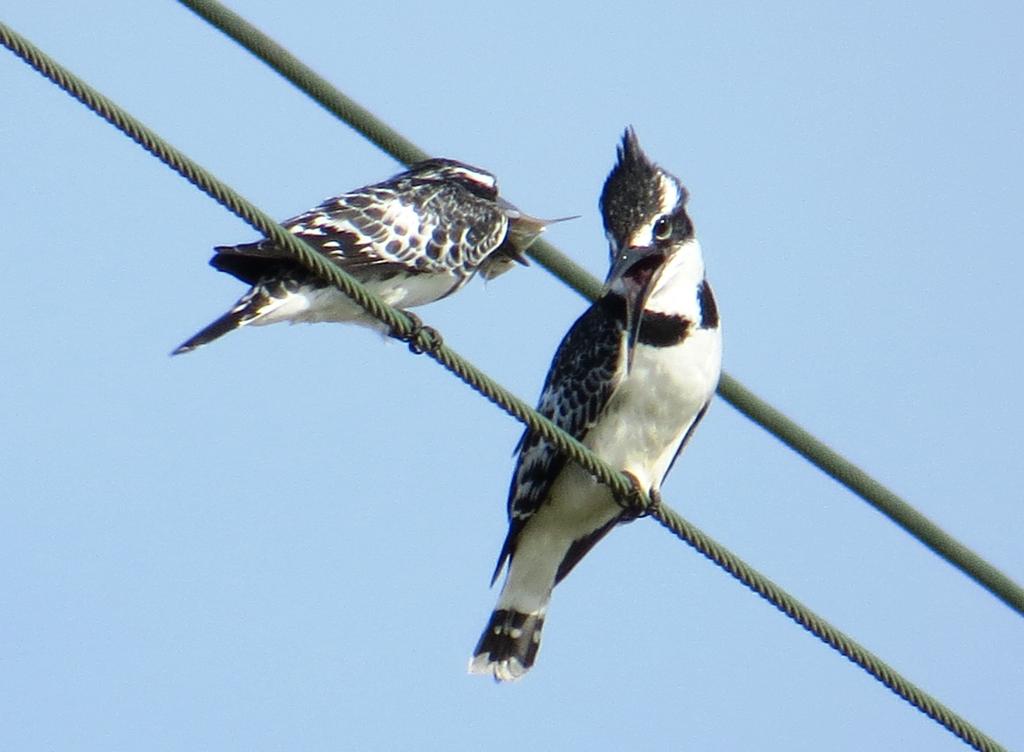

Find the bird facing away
[[469, 129, 723, 681], [172, 158, 558, 355]]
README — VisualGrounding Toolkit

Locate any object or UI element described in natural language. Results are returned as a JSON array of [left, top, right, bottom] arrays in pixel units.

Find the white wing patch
[[448, 165, 497, 192]]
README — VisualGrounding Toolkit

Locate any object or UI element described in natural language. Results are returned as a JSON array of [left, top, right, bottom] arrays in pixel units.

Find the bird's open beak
[[607, 245, 666, 371]]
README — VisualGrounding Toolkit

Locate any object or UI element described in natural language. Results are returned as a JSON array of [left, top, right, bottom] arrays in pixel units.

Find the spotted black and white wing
[[211, 176, 509, 285], [491, 299, 626, 582], [173, 158, 552, 356]]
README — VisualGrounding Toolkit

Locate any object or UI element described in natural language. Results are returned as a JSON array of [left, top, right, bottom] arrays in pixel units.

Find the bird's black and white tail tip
[[468, 608, 545, 682], [170, 289, 272, 355]]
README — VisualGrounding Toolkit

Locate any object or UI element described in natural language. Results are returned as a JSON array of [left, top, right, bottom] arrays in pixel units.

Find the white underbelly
[[585, 326, 722, 490], [499, 326, 722, 612], [252, 272, 463, 327], [499, 464, 619, 613]]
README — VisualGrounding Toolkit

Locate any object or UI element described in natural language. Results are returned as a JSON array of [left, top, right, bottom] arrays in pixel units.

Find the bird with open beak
[[470, 128, 722, 681]]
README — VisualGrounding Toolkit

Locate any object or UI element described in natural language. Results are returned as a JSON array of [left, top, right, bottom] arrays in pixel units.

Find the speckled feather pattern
[[492, 302, 625, 579], [214, 169, 511, 285], [173, 159, 542, 354]]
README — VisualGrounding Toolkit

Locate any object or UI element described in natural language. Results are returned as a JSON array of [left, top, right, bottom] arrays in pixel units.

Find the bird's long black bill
[[607, 246, 665, 371]]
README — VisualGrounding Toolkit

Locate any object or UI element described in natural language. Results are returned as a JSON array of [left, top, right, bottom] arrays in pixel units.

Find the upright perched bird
[[469, 129, 722, 681], [173, 158, 555, 354]]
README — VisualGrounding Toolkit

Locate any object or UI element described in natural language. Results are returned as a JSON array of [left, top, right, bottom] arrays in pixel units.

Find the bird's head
[[402, 158, 499, 200], [599, 128, 698, 366]]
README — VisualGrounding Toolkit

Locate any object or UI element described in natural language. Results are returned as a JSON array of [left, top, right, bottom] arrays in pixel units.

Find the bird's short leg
[[617, 472, 661, 519], [647, 486, 664, 514], [391, 310, 443, 355]]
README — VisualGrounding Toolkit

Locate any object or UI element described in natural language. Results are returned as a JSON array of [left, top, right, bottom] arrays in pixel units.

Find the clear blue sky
[[2, 2, 1022, 750]]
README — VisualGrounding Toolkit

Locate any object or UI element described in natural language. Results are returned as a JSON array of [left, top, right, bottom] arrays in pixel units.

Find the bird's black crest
[[600, 129, 661, 241], [599, 128, 689, 251]]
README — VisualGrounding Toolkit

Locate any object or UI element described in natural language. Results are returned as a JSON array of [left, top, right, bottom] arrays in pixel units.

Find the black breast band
[[599, 295, 691, 347]]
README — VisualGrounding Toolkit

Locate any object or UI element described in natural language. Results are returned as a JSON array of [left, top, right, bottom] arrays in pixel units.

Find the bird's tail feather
[[171, 289, 271, 355], [468, 608, 545, 682]]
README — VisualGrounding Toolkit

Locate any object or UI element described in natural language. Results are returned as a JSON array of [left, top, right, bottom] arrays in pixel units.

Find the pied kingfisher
[[173, 158, 558, 354], [469, 129, 723, 681]]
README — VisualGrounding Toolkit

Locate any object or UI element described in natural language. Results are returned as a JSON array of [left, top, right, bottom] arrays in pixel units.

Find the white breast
[[586, 323, 722, 491], [251, 272, 463, 327]]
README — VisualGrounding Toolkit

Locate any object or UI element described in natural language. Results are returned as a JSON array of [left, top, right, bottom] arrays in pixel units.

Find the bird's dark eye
[[653, 216, 672, 241]]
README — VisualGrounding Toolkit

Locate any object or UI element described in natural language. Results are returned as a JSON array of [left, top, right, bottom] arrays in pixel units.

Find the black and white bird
[[469, 129, 722, 681], [173, 158, 557, 354]]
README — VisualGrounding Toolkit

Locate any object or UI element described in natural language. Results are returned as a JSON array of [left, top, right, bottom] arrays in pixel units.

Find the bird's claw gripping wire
[[391, 310, 443, 355], [617, 471, 661, 519]]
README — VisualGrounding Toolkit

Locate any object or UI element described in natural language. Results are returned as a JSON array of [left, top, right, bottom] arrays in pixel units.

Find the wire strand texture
[[0, 18, 1010, 752]]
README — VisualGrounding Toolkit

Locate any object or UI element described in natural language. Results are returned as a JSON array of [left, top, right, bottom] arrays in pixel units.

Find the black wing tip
[[489, 550, 509, 588], [211, 241, 265, 259], [210, 248, 297, 286]]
